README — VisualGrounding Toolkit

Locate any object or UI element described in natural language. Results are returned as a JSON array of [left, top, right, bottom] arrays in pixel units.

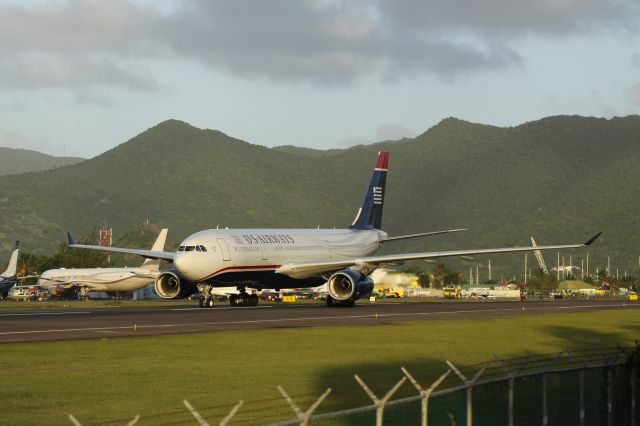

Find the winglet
[[67, 232, 77, 246], [584, 232, 602, 246]]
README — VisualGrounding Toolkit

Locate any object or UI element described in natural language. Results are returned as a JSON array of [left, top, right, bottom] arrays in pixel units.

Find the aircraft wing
[[381, 228, 467, 242], [276, 233, 601, 279], [67, 233, 175, 262]]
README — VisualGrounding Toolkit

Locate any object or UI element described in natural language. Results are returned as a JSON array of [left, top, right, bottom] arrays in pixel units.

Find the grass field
[[2, 308, 640, 425]]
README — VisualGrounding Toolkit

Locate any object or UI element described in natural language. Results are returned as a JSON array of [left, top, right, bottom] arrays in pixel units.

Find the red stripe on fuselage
[[198, 264, 281, 282]]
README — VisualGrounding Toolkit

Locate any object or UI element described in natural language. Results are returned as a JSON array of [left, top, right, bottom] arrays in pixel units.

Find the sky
[[0, 0, 638, 158]]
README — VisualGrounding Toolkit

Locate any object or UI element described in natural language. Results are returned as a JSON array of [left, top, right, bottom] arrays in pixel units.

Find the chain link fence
[[68, 346, 640, 425]]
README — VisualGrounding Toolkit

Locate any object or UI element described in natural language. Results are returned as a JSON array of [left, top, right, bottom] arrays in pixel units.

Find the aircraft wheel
[[241, 294, 250, 306], [326, 296, 335, 307], [198, 297, 205, 308], [249, 294, 259, 306], [230, 295, 238, 306], [206, 298, 215, 308]]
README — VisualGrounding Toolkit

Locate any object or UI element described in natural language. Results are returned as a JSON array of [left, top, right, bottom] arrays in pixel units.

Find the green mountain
[[0, 147, 84, 177], [0, 116, 638, 277], [272, 145, 343, 157]]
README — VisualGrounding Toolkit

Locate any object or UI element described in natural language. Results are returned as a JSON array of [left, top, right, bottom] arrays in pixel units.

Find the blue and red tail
[[350, 151, 389, 230]]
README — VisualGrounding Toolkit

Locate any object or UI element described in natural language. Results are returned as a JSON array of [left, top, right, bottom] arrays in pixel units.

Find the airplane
[[38, 229, 169, 298], [68, 150, 601, 309], [0, 241, 21, 300]]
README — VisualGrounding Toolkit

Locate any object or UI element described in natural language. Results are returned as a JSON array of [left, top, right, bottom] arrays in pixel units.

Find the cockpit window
[[185, 246, 195, 252], [198, 245, 207, 252], [178, 246, 185, 252]]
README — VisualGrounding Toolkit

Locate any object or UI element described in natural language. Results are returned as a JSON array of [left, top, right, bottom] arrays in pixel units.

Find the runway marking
[[0, 311, 91, 317], [0, 302, 636, 337], [172, 306, 275, 311]]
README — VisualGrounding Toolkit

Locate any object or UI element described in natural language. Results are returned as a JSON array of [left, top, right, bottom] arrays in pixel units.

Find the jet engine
[[327, 270, 374, 302], [154, 270, 198, 299]]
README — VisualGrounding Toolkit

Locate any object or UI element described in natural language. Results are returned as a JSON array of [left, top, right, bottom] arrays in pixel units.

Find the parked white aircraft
[[0, 241, 21, 300], [69, 151, 600, 308], [40, 229, 168, 297]]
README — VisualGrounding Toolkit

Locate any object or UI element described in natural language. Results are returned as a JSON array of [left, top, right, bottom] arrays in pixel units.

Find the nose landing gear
[[197, 284, 216, 309]]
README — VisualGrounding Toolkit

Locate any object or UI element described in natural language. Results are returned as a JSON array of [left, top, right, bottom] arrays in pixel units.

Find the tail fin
[[1, 241, 20, 278], [140, 229, 168, 271], [350, 151, 389, 230]]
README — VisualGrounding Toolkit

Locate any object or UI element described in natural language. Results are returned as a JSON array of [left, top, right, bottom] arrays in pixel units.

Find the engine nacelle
[[327, 270, 374, 301], [154, 270, 198, 299]]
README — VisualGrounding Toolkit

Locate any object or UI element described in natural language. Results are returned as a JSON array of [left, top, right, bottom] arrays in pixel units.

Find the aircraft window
[[178, 246, 185, 252], [185, 246, 195, 252]]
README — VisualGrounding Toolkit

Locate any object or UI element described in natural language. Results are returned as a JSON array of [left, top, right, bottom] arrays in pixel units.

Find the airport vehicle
[[38, 229, 168, 297], [379, 287, 401, 298], [0, 241, 21, 300], [68, 151, 601, 309], [443, 287, 461, 299]]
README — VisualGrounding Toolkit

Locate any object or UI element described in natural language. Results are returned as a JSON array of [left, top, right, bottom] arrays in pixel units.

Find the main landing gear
[[229, 293, 259, 307], [196, 284, 260, 308], [325, 295, 355, 307]]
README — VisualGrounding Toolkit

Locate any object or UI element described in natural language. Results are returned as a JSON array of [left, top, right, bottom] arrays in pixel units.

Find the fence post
[[607, 367, 613, 426], [493, 354, 529, 426], [542, 373, 548, 426], [68, 414, 140, 426], [446, 361, 487, 426], [401, 367, 451, 426], [183, 400, 210, 426], [220, 400, 244, 426], [68, 415, 82, 426], [631, 366, 636, 426], [277, 386, 331, 426], [579, 369, 585, 426], [354, 374, 406, 426]]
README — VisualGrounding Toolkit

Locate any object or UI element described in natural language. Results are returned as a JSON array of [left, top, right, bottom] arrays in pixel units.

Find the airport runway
[[0, 299, 638, 343]]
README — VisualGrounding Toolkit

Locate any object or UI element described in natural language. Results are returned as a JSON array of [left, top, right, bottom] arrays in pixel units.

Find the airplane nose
[[174, 253, 188, 276]]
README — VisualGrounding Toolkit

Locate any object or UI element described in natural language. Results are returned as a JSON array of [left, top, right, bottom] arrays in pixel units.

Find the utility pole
[[587, 253, 590, 278], [581, 259, 584, 281], [557, 252, 560, 281], [488, 259, 492, 282], [476, 264, 479, 285], [524, 253, 528, 285], [569, 256, 572, 276], [607, 257, 611, 276]]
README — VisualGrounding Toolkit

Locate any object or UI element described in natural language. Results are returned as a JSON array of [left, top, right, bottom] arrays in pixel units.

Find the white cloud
[[340, 122, 416, 147], [0, 128, 48, 152], [376, 123, 416, 141], [0, 0, 638, 90], [629, 82, 640, 107]]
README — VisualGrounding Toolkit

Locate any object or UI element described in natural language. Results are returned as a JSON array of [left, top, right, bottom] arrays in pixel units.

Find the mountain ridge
[[0, 147, 84, 177], [0, 115, 638, 276]]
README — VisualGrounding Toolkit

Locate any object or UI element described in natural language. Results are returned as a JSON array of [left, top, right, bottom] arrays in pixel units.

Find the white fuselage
[[174, 228, 386, 286], [38, 268, 159, 292]]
